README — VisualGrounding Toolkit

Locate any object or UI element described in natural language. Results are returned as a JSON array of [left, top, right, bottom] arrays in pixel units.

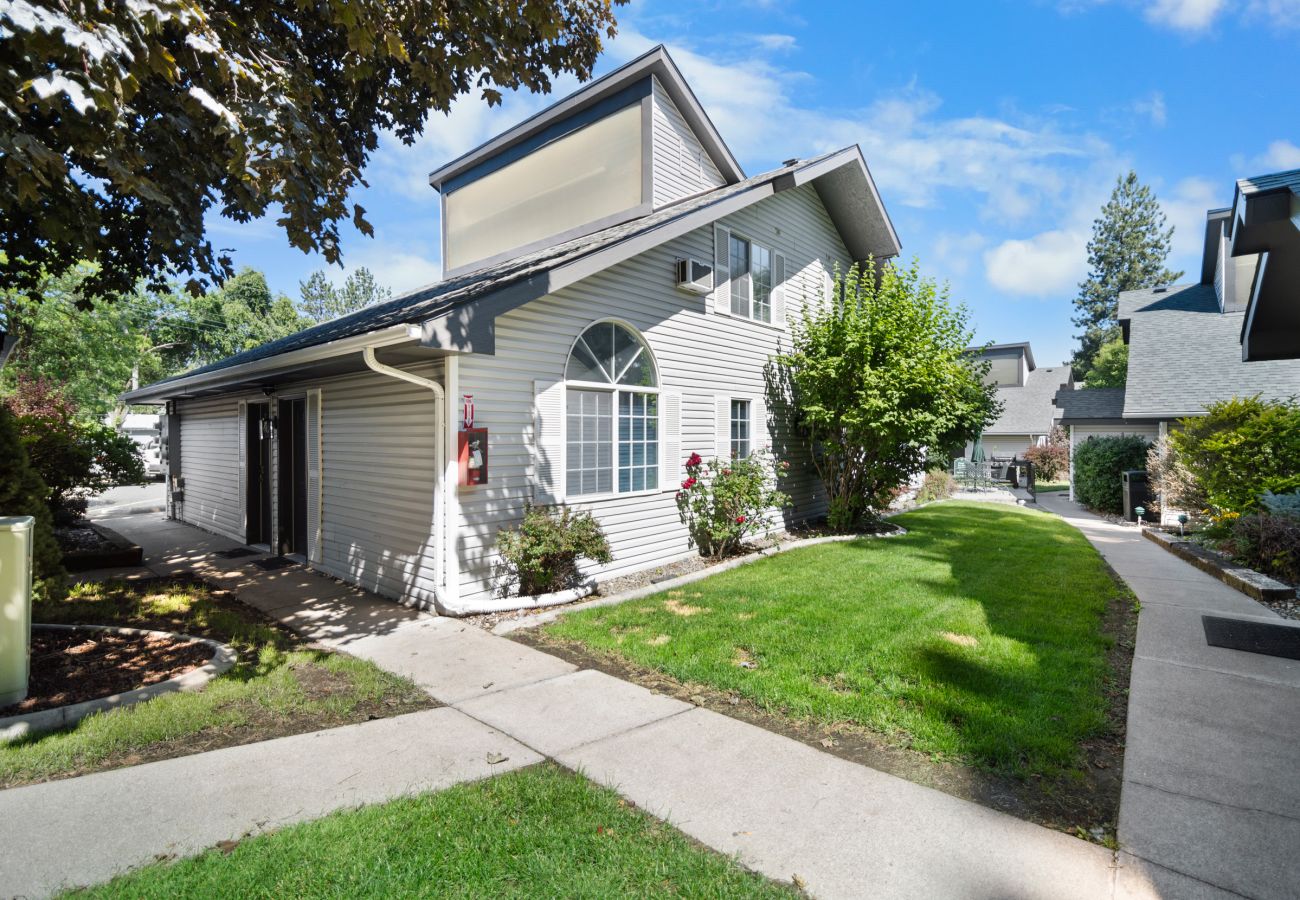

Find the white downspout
[[362, 345, 459, 612]]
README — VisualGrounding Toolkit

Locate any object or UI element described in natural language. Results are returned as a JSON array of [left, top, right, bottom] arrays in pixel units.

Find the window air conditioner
[[675, 258, 713, 295]]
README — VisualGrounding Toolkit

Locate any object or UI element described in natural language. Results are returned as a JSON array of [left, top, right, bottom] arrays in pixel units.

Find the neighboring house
[[963, 342, 1071, 459], [1055, 169, 1300, 509], [123, 46, 901, 615]]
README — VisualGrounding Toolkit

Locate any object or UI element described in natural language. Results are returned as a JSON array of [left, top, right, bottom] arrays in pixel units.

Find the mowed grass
[[73, 764, 792, 899], [547, 502, 1122, 777], [1, 581, 431, 786]]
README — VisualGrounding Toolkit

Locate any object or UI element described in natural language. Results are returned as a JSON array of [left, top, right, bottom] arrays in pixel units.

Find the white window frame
[[724, 233, 774, 324], [730, 398, 751, 459], [563, 320, 662, 502]]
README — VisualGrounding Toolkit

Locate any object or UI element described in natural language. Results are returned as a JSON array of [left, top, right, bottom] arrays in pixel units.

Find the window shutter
[[715, 395, 731, 460], [712, 225, 731, 315], [772, 253, 787, 328], [236, 400, 247, 536], [306, 389, 323, 565], [660, 391, 681, 490], [753, 397, 769, 452], [533, 379, 565, 504]]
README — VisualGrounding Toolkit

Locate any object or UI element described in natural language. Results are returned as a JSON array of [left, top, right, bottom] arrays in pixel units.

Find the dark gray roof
[[1120, 283, 1300, 418], [139, 152, 844, 391], [1237, 168, 1300, 197], [1053, 387, 1129, 423], [985, 365, 1071, 434]]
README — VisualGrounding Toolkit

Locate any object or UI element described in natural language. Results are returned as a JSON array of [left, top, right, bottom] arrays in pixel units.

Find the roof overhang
[[121, 325, 440, 404], [1233, 188, 1300, 361], [427, 45, 745, 191]]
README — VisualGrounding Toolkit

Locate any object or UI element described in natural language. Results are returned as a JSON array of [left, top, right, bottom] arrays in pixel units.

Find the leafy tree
[[3, 375, 144, 524], [1169, 396, 1300, 514], [1086, 339, 1129, 388], [298, 267, 393, 324], [775, 260, 999, 531], [0, 404, 65, 599], [0, 1, 625, 300], [170, 268, 310, 369], [1024, 426, 1070, 481], [1071, 172, 1182, 380]]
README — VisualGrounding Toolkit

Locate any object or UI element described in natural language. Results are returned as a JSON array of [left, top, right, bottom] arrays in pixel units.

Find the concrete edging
[[0, 624, 238, 744], [1142, 527, 1296, 603], [492, 527, 906, 635]]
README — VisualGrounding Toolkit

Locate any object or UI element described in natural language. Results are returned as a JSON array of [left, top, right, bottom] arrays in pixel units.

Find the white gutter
[[123, 324, 413, 404], [361, 346, 461, 613]]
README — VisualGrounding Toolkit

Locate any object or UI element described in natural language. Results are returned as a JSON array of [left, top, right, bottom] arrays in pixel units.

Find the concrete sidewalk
[[1038, 493, 1300, 900], [11, 510, 1132, 898]]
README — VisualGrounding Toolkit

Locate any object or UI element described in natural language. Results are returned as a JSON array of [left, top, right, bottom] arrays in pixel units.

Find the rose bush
[[675, 449, 789, 559]]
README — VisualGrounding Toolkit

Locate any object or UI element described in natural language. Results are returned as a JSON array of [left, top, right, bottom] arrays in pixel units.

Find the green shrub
[[675, 450, 790, 559], [1262, 490, 1300, 517], [916, 467, 958, 503], [1169, 396, 1300, 515], [497, 504, 613, 597], [0, 405, 66, 599], [1072, 434, 1151, 514], [1223, 512, 1300, 583]]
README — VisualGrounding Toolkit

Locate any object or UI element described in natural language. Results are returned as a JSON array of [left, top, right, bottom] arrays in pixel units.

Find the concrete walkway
[[1037, 493, 1300, 900], [8, 511, 1151, 898]]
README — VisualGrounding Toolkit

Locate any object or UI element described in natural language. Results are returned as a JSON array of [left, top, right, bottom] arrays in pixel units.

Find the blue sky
[[210, 0, 1300, 367]]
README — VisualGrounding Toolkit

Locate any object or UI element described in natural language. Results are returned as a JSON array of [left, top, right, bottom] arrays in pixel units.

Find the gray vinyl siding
[[650, 76, 726, 208], [174, 363, 444, 608], [455, 182, 851, 604], [175, 395, 246, 542], [314, 363, 443, 607]]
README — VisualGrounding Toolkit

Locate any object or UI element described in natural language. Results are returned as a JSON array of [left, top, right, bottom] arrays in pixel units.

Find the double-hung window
[[730, 399, 751, 459], [564, 322, 659, 497], [728, 235, 774, 323]]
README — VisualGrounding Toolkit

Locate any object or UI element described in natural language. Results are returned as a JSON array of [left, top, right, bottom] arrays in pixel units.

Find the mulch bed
[[1, 630, 212, 716]]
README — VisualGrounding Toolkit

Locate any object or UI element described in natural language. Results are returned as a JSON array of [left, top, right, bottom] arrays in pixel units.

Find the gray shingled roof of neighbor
[[985, 365, 1072, 434], [1053, 387, 1129, 423], [1236, 168, 1300, 197], [128, 146, 897, 402], [1119, 283, 1300, 418]]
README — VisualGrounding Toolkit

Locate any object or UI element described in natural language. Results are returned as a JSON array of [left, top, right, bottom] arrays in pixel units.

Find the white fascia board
[[122, 324, 413, 404]]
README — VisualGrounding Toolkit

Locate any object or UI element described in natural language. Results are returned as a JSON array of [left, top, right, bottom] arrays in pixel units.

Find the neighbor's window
[[728, 235, 773, 323], [730, 399, 751, 459], [565, 322, 658, 497]]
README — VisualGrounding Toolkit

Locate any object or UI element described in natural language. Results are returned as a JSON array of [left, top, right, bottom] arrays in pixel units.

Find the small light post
[[1177, 512, 1188, 537], [1134, 505, 1146, 527]]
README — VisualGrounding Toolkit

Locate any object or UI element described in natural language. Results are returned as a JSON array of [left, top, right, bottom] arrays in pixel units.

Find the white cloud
[[1159, 175, 1223, 274], [929, 232, 989, 277], [1245, 139, 1300, 172], [1132, 91, 1167, 127], [984, 229, 1088, 297], [750, 33, 798, 51], [1145, 0, 1226, 30]]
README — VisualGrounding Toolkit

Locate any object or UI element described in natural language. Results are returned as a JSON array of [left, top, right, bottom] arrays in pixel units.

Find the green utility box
[[0, 516, 34, 708]]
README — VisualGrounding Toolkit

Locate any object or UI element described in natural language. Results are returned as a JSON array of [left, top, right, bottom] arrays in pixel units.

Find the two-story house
[[123, 46, 901, 615], [962, 342, 1071, 459]]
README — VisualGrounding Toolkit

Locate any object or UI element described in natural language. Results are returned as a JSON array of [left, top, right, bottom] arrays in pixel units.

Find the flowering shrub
[[497, 504, 613, 597], [675, 450, 790, 559], [916, 468, 958, 503], [1023, 426, 1069, 481]]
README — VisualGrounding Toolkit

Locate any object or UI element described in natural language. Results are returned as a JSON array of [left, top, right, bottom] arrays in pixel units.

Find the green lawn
[[546, 502, 1122, 777], [73, 764, 791, 899], [2, 581, 431, 787], [1035, 481, 1070, 493]]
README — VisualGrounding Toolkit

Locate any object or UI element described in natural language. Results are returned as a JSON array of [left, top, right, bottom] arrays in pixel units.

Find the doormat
[[252, 556, 298, 571], [1203, 615, 1300, 661], [215, 547, 259, 559]]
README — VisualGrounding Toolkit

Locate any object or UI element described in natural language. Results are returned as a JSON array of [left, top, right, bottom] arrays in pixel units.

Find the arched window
[[564, 322, 659, 496]]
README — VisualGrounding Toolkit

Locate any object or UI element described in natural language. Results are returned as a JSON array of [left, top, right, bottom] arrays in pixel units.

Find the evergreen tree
[[298, 271, 335, 323], [1071, 172, 1182, 380], [298, 267, 392, 323], [1086, 339, 1129, 388]]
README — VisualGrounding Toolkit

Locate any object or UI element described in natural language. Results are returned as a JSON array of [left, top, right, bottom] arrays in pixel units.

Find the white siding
[[650, 76, 726, 207], [455, 182, 851, 604], [176, 395, 249, 542]]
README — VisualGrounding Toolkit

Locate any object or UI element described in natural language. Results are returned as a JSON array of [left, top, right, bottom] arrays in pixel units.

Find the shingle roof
[[1120, 283, 1300, 418], [1053, 387, 1128, 423], [1237, 169, 1300, 197], [142, 152, 843, 390], [985, 365, 1072, 434]]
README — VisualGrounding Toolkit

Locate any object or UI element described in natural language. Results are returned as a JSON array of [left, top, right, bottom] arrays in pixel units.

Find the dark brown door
[[277, 398, 308, 556], [246, 402, 273, 545]]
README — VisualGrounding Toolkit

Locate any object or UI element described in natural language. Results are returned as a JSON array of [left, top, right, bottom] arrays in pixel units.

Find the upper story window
[[565, 322, 659, 497], [729, 235, 773, 323]]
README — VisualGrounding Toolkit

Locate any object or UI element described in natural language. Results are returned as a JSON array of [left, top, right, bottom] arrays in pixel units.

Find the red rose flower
[[682, 477, 697, 490], [722, 469, 731, 476], [686, 452, 702, 468], [735, 515, 746, 524]]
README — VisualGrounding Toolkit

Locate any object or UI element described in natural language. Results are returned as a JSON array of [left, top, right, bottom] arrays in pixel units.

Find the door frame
[[276, 395, 308, 558], [245, 400, 273, 547]]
